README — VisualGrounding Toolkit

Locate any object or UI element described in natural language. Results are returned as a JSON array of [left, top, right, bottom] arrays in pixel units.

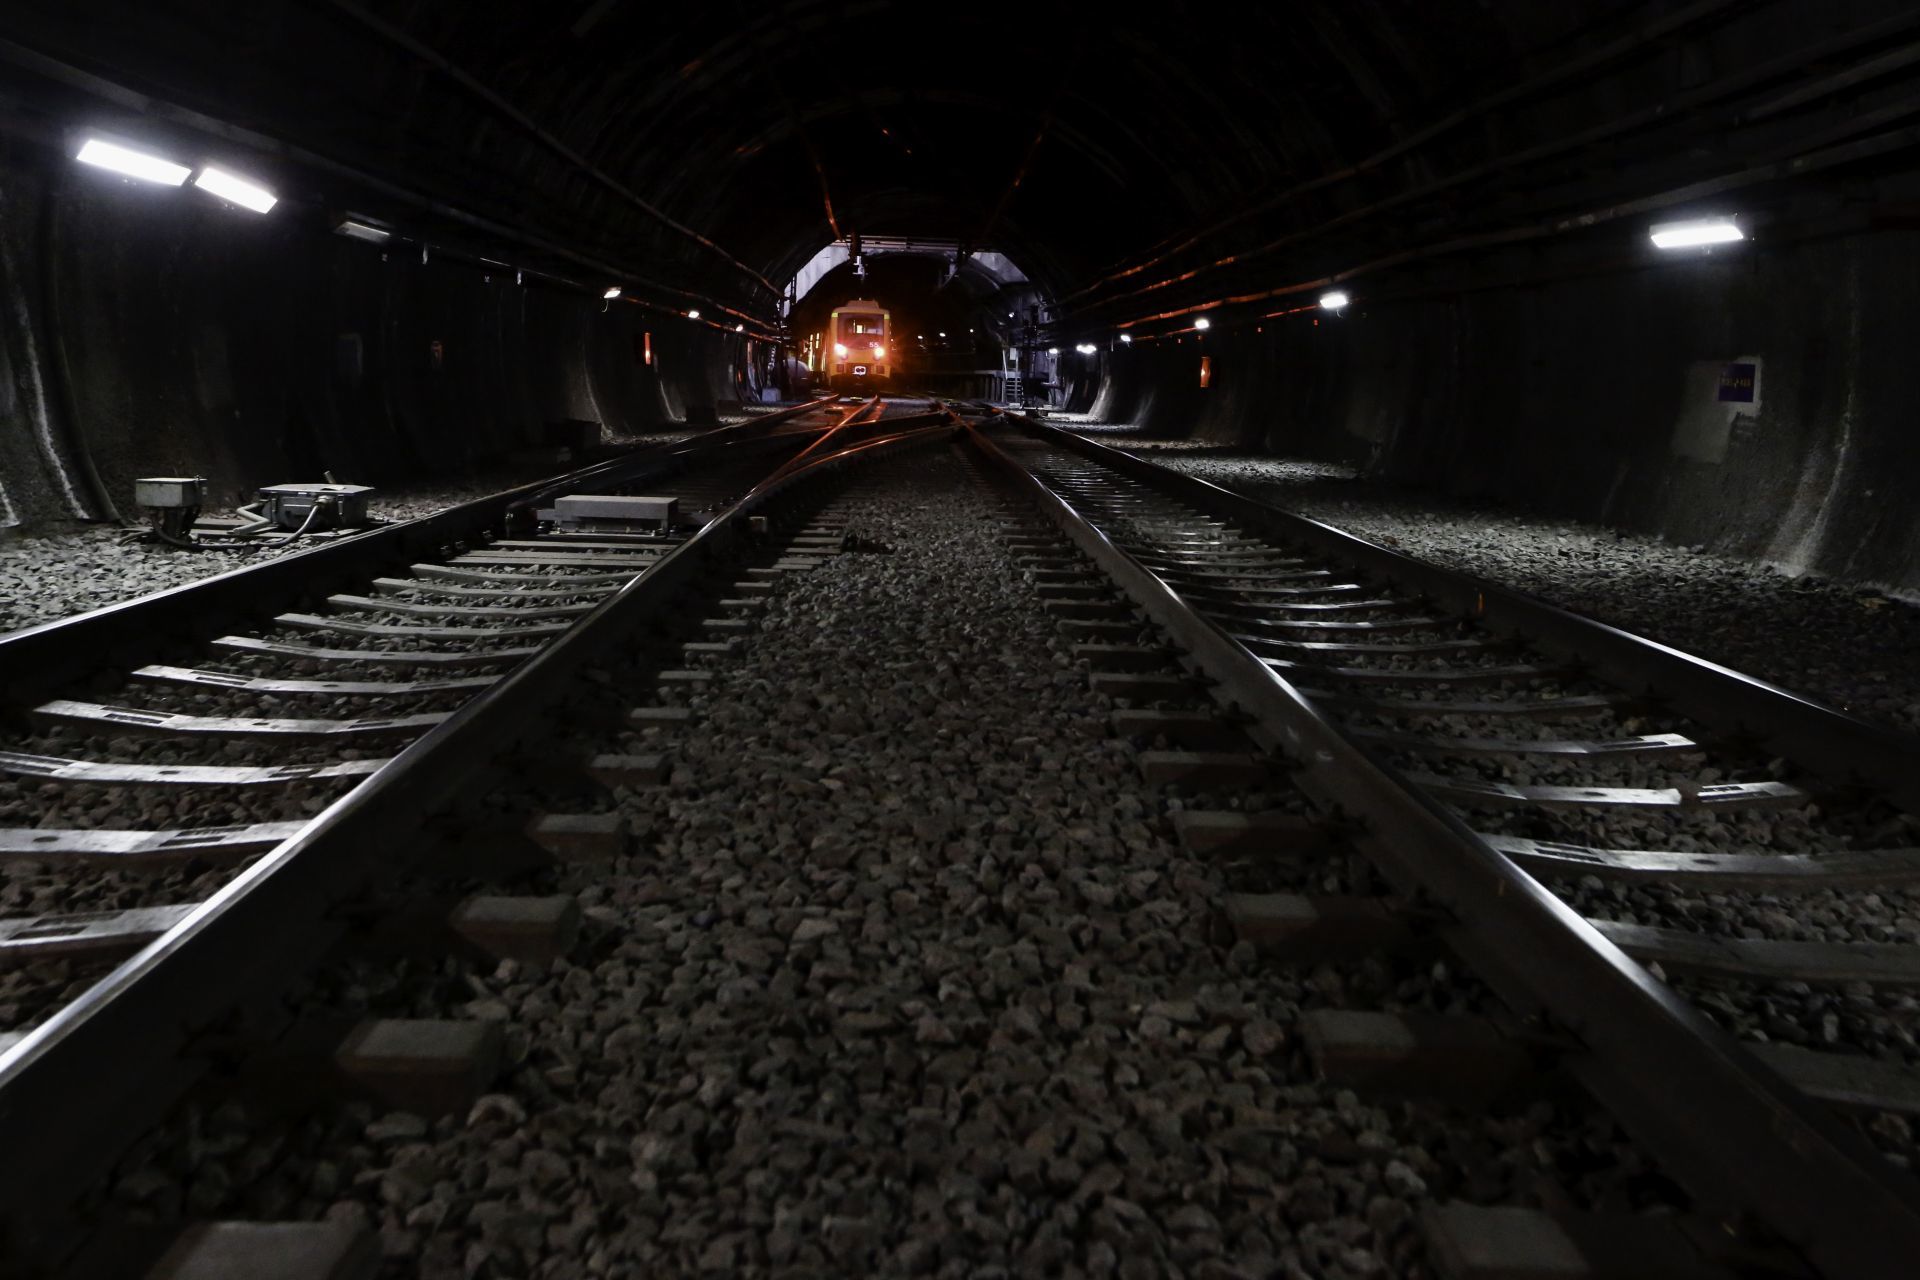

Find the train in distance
[[809, 299, 892, 391]]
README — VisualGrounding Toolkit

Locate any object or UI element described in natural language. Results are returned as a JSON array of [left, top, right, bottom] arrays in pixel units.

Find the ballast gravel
[[95, 444, 1673, 1279], [0, 427, 717, 636], [1034, 425, 1920, 1144], [1062, 423, 1920, 738]]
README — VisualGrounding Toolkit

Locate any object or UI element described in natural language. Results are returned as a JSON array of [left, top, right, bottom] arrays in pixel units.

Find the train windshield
[[842, 315, 883, 335]]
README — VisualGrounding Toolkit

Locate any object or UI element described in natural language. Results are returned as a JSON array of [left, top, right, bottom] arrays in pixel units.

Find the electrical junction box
[[544, 494, 678, 531], [134, 477, 204, 509], [135, 476, 206, 540], [256, 483, 375, 530]]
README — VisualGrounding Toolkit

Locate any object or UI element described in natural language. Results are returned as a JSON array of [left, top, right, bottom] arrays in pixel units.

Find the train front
[[826, 302, 890, 390]]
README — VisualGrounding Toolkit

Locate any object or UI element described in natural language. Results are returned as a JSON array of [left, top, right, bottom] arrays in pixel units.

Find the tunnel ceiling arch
[[788, 240, 1030, 308], [3, 0, 1880, 332]]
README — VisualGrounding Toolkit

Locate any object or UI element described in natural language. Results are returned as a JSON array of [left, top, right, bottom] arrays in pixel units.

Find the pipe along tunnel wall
[[0, 144, 743, 530], [1079, 227, 1920, 596]]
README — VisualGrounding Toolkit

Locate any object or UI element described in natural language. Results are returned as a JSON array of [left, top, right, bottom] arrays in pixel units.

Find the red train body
[[813, 300, 892, 390]]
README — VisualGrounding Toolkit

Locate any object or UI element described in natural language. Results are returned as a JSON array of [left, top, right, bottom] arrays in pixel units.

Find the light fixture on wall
[[687, 309, 702, 320], [192, 166, 277, 213], [74, 136, 190, 185], [1650, 216, 1744, 250], [602, 286, 623, 300], [333, 215, 391, 243], [1319, 290, 1350, 311], [1075, 343, 1097, 354], [1193, 316, 1212, 331], [1118, 333, 1132, 344]]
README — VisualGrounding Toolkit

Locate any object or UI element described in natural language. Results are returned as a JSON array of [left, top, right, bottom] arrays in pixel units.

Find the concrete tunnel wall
[[0, 142, 740, 529], [1083, 227, 1920, 595]]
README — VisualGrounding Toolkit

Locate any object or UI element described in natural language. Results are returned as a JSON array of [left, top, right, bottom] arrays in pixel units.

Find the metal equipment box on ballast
[[542, 494, 678, 531], [256, 483, 375, 530]]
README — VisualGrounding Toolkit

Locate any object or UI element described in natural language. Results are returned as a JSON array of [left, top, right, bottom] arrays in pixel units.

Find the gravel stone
[[1069, 422, 1920, 738], [83, 440, 1688, 1277]]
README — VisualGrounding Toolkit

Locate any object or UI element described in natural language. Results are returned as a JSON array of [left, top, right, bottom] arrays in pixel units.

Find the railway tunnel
[[5, 3, 1920, 1278], [1, 0, 1908, 597]]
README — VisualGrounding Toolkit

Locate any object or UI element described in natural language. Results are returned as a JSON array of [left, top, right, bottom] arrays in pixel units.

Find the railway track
[[0, 396, 957, 1271], [972, 412, 1920, 1277], [4, 399, 1916, 1273]]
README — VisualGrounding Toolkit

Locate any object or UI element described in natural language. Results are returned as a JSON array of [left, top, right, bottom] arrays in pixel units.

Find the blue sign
[[1718, 362, 1756, 403]]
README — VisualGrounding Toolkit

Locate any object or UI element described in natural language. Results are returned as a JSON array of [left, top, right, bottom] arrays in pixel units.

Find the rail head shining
[[1010, 414, 1920, 816], [0, 396, 846, 704], [0, 420, 954, 1269], [967, 421, 1920, 1280]]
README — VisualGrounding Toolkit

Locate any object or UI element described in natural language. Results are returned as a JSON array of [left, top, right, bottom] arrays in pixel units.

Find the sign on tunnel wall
[[1718, 362, 1758, 403], [1671, 356, 1764, 463]]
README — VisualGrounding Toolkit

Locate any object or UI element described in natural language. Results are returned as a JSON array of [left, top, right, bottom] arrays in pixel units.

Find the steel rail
[[761, 397, 966, 489], [0, 398, 838, 704], [1006, 417, 1920, 815], [968, 423, 1920, 1279], [0, 417, 954, 1271]]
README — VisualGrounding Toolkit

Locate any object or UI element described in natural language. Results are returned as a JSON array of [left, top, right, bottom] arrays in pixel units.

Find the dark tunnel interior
[[9, 7, 1920, 1275], [1, 0, 1918, 589]]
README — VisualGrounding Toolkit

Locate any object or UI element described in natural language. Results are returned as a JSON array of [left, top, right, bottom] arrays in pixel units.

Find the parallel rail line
[[0, 398, 955, 1269], [4, 397, 1908, 1272], [974, 412, 1920, 1278]]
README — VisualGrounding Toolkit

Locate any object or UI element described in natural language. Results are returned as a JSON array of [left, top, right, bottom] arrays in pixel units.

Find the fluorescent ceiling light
[[1650, 217, 1744, 249], [1320, 290, 1350, 310], [1193, 317, 1211, 331], [686, 309, 701, 319], [192, 166, 277, 213], [1075, 343, 1097, 354], [74, 137, 190, 186], [334, 216, 390, 243], [602, 286, 622, 299]]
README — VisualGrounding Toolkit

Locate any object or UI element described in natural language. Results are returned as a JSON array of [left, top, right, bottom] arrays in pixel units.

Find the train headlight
[[872, 345, 885, 358], [834, 343, 848, 357]]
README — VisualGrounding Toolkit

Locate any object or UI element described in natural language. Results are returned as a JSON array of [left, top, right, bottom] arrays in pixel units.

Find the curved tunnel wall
[[0, 145, 734, 528], [1084, 228, 1920, 594], [7, 137, 1917, 600]]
